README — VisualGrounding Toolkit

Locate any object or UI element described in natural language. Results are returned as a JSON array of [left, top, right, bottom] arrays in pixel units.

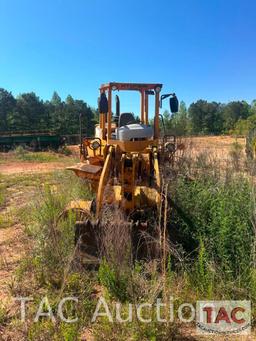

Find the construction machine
[[66, 82, 179, 259]]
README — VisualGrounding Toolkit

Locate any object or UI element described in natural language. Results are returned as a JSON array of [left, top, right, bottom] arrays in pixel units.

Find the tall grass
[[13, 145, 71, 162], [0, 174, 5, 207], [170, 152, 254, 299], [26, 172, 93, 281], [10, 172, 97, 340], [9, 151, 256, 340]]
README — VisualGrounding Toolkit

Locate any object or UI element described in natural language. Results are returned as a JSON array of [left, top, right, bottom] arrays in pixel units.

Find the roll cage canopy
[[98, 82, 162, 141], [100, 82, 163, 92], [98, 82, 178, 142]]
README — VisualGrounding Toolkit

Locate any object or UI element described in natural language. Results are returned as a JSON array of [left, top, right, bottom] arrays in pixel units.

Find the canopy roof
[[100, 82, 162, 92]]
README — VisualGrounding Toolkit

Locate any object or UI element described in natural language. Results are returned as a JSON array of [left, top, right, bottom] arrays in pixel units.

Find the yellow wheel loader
[[66, 82, 179, 260]]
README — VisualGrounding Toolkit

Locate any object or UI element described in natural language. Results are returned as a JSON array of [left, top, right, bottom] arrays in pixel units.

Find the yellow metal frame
[[96, 145, 113, 215], [99, 82, 162, 144], [69, 82, 164, 217]]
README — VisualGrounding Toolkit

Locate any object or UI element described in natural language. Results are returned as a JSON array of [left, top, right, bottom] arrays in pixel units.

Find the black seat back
[[119, 113, 136, 127]]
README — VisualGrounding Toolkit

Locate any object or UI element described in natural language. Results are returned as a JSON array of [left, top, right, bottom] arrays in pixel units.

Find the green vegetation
[[2, 171, 96, 340], [0, 151, 253, 340], [0, 211, 17, 229], [13, 145, 72, 163], [1, 87, 256, 137], [0, 304, 8, 326], [0, 176, 4, 206], [232, 109, 256, 136], [172, 156, 253, 297], [162, 99, 256, 136], [98, 259, 131, 302], [0, 88, 96, 135]]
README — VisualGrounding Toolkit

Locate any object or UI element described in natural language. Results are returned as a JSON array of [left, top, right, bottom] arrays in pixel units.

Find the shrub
[[192, 238, 214, 297], [98, 259, 130, 302], [14, 145, 27, 158], [171, 154, 253, 295], [58, 145, 72, 156], [229, 141, 243, 170], [0, 304, 8, 326], [23, 172, 93, 284], [28, 321, 80, 341], [0, 173, 5, 203]]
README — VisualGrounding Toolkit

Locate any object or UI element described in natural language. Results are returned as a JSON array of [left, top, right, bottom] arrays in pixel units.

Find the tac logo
[[196, 301, 251, 335]]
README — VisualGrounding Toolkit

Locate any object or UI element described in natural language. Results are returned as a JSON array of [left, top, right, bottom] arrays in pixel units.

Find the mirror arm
[[160, 93, 175, 108]]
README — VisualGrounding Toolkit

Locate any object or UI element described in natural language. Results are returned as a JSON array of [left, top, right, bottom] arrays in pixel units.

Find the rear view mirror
[[98, 93, 108, 113], [170, 95, 179, 113]]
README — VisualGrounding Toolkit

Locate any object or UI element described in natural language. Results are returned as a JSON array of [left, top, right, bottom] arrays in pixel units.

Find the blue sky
[[0, 0, 256, 115]]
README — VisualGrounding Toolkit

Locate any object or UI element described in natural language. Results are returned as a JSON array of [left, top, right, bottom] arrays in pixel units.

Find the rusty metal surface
[[67, 163, 102, 174]]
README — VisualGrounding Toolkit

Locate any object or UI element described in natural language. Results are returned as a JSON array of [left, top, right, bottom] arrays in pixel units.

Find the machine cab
[[82, 82, 178, 156], [97, 83, 162, 143]]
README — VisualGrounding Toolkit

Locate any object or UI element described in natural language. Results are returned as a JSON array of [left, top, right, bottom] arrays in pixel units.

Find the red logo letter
[[203, 307, 213, 323], [231, 307, 245, 324], [215, 307, 231, 324]]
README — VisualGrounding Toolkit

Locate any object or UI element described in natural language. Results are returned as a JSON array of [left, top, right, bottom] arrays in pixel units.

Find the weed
[[0, 211, 16, 228], [0, 304, 8, 326], [192, 238, 214, 297], [98, 259, 130, 302], [3, 149, 256, 339], [13, 145, 75, 163], [229, 141, 243, 170], [0, 188, 4, 206], [27, 321, 58, 341], [171, 152, 253, 297], [99, 205, 132, 267], [0, 174, 6, 206], [14, 145, 27, 158], [58, 145, 72, 156]]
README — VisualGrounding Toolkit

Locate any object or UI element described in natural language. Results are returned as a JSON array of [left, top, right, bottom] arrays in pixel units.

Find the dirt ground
[[184, 135, 246, 159], [0, 162, 69, 175], [0, 137, 246, 176], [0, 147, 79, 175], [0, 224, 28, 303], [0, 150, 77, 339]]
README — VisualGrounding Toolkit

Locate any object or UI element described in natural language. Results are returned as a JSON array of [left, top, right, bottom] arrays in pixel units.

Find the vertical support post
[[145, 93, 149, 125], [107, 88, 112, 141], [79, 112, 84, 159], [79, 113, 82, 146], [99, 90, 106, 140], [154, 92, 160, 139], [140, 90, 145, 123], [102, 113, 106, 140]]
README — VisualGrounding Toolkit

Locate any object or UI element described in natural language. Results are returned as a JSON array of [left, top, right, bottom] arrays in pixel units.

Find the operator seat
[[119, 113, 136, 127], [115, 112, 153, 141], [111, 113, 136, 139]]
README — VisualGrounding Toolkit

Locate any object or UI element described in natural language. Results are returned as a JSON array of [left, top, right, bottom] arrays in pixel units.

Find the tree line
[[0, 87, 256, 136], [163, 99, 256, 135], [0, 88, 96, 136]]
